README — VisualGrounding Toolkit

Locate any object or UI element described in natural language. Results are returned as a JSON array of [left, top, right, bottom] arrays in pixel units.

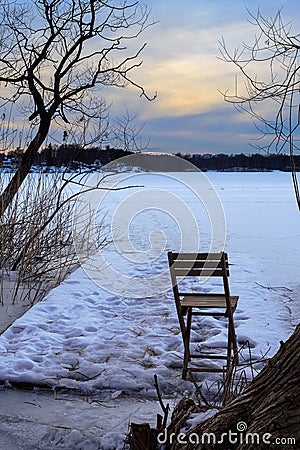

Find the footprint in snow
[[84, 326, 98, 333], [84, 297, 96, 305], [72, 292, 83, 298]]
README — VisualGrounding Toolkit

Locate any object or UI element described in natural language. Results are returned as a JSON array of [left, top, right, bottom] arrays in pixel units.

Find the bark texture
[[169, 324, 300, 449], [126, 422, 158, 450], [0, 121, 50, 217]]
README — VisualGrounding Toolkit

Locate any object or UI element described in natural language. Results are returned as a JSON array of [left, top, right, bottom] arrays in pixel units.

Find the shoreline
[[0, 262, 79, 336]]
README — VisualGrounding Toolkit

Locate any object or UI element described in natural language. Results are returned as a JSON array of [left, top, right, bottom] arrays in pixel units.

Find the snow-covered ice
[[0, 172, 299, 392], [0, 171, 299, 448], [0, 388, 164, 450]]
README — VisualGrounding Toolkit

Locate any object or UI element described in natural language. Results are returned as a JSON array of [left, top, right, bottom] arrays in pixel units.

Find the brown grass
[[0, 172, 80, 309]]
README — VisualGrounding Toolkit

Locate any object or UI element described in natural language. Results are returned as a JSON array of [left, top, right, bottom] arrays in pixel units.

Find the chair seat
[[181, 295, 239, 311]]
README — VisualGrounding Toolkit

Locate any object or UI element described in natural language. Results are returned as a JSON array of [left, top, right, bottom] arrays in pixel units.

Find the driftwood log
[[168, 324, 300, 449]]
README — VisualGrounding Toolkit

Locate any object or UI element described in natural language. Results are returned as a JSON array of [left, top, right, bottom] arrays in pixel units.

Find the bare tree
[[219, 8, 300, 209], [0, 0, 154, 216]]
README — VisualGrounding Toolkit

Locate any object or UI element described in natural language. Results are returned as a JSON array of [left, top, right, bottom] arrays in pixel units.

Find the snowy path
[[0, 172, 299, 400]]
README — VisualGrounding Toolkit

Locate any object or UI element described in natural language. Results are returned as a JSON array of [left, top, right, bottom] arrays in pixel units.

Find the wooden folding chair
[[168, 251, 239, 379]]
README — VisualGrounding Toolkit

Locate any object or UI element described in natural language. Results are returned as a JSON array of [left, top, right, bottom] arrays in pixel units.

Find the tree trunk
[[169, 324, 300, 449], [0, 120, 50, 217], [126, 423, 158, 450]]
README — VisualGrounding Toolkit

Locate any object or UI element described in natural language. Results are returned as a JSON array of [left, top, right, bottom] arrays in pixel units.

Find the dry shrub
[[0, 172, 81, 306]]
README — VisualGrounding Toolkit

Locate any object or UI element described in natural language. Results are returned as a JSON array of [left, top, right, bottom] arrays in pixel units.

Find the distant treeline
[[0, 144, 299, 171], [0, 144, 133, 171], [179, 152, 300, 172]]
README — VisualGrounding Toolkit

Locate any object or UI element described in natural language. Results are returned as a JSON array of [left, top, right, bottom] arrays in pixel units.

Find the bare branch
[[220, 8, 300, 209], [0, 0, 155, 216]]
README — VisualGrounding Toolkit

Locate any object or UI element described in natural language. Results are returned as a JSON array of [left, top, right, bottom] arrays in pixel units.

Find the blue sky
[[113, 0, 300, 155]]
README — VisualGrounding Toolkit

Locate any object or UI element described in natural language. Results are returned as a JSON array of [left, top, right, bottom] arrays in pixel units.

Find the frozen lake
[[0, 170, 299, 448], [208, 172, 299, 285], [73, 170, 300, 296]]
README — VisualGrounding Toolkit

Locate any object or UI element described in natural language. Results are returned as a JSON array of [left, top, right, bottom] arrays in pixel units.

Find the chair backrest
[[168, 251, 231, 298], [168, 252, 229, 278]]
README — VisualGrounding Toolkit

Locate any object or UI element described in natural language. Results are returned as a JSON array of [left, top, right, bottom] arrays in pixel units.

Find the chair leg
[[224, 317, 239, 405], [223, 359, 234, 406], [226, 321, 233, 371], [229, 315, 239, 365], [226, 315, 239, 369], [182, 308, 192, 379], [232, 326, 239, 365]]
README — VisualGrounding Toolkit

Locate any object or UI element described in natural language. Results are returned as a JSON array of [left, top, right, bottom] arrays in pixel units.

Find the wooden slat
[[192, 312, 226, 317], [172, 261, 223, 269], [181, 295, 239, 309], [188, 367, 225, 373], [190, 354, 228, 360], [170, 252, 225, 260], [173, 268, 229, 277], [178, 293, 226, 297]]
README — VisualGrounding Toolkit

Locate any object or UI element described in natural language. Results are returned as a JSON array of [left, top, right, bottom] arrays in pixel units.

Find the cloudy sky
[[113, 0, 299, 155]]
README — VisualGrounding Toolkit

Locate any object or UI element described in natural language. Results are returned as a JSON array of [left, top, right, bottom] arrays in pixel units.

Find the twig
[[154, 374, 170, 429], [255, 282, 293, 292], [192, 380, 210, 408]]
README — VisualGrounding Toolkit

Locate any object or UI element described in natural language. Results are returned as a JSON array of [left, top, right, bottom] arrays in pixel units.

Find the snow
[[184, 408, 220, 431], [0, 171, 299, 448]]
